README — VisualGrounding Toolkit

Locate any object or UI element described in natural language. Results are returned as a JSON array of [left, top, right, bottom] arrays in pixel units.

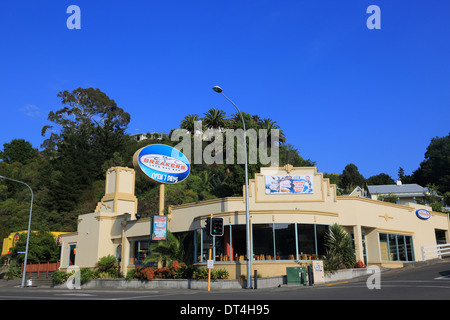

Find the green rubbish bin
[[286, 267, 308, 285]]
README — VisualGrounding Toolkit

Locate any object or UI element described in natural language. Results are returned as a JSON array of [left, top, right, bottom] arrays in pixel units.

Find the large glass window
[[215, 225, 231, 261], [297, 224, 315, 258], [315, 225, 329, 257], [379, 233, 414, 262], [405, 236, 414, 261], [231, 225, 246, 261], [202, 227, 212, 262], [129, 240, 151, 265], [398, 235, 406, 261], [253, 224, 274, 260], [195, 222, 330, 263], [195, 229, 201, 262], [389, 234, 398, 261], [274, 224, 296, 260]]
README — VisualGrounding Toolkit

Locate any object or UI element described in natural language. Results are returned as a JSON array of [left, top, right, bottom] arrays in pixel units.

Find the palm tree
[[258, 118, 286, 144], [180, 114, 201, 134], [144, 231, 186, 266], [323, 224, 355, 272], [203, 108, 227, 129]]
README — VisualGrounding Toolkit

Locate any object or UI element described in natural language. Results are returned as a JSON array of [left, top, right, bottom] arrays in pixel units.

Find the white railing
[[421, 243, 450, 261]]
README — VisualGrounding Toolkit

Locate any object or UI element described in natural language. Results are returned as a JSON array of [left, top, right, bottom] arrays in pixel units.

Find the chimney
[[396, 178, 402, 186]]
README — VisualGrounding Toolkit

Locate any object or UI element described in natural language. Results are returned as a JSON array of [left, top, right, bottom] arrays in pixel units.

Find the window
[[435, 229, 447, 245], [379, 233, 414, 262], [202, 227, 212, 262], [215, 225, 231, 261], [129, 240, 151, 265], [274, 224, 296, 260], [315, 225, 329, 257], [389, 234, 398, 261], [297, 224, 315, 256], [231, 225, 246, 261], [69, 244, 76, 266], [253, 224, 274, 260], [195, 222, 330, 263], [405, 236, 414, 261]]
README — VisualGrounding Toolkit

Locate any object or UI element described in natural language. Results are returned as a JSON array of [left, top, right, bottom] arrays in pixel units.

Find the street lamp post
[[212, 86, 252, 289], [0, 175, 33, 288]]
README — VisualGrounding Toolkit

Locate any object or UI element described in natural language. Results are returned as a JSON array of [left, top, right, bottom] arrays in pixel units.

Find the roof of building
[[367, 183, 425, 195]]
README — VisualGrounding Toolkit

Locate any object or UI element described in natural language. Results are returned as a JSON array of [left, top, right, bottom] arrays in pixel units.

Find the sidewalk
[[0, 279, 22, 287]]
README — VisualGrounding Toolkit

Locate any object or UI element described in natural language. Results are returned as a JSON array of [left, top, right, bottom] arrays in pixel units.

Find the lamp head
[[212, 86, 223, 93]]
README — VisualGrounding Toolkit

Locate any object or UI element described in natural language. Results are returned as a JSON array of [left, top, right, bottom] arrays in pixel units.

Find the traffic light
[[205, 218, 211, 235], [210, 217, 224, 236]]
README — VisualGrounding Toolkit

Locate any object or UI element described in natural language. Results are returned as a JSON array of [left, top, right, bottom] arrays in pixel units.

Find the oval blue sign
[[415, 209, 431, 220], [133, 144, 190, 184]]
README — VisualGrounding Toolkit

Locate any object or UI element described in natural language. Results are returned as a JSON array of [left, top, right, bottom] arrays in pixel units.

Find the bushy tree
[[10, 230, 60, 264], [323, 224, 355, 272], [413, 133, 450, 194], [340, 163, 366, 193]]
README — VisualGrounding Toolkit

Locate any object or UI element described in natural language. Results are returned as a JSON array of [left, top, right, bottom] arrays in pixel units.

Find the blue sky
[[1, 1, 449, 180]]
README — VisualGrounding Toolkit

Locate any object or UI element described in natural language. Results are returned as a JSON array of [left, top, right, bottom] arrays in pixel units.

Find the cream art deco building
[[59, 166, 450, 278]]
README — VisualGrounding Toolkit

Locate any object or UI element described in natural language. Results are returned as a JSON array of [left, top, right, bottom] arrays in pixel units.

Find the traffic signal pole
[[206, 215, 223, 291]]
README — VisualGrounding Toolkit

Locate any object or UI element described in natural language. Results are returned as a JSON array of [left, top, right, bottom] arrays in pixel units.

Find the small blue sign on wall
[[133, 144, 190, 184], [415, 209, 431, 220]]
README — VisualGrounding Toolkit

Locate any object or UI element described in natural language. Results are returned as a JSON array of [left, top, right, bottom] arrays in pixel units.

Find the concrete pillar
[[352, 225, 364, 263]]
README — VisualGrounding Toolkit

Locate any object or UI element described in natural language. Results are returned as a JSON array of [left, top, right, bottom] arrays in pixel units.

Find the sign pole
[[159, 184, 165, 216]]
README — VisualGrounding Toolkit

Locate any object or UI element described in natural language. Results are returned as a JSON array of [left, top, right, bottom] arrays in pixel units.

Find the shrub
[[190, 267, 229, 280], [192, 267, 208, 280], [354, 260, 367, 269], [96, 254, 117, 272], [213, 269, 229, 280], [52, 270, 71, 285], [174, 264, 194, 279], [323, 223, 356, 272], [135, 266, 156, 281], [126, 268, 137, 281], [80, 268, 94, 284]]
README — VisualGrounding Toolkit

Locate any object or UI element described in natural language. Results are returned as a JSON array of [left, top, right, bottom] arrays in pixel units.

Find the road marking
[[325, 281, 348, 286], [55, 293, 96, 297]]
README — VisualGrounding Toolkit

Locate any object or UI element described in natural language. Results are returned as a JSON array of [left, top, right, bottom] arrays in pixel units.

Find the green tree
[[258, 118, 286, 144], [10, 230, 60, 263], [203, 108, 227, 129], [324, 224, 355, 272], [144, 231, 186, 266], [180, 114, 201, 134], [40, 88, 131, 215], [340, 163, 366, 193], [366, 173, 394, 185], [0, 139, 38, 164], [413, 133, 450, 194]]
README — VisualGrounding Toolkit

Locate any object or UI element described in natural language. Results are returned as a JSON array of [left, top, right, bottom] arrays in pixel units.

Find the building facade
[[59, 165, 450, 279]]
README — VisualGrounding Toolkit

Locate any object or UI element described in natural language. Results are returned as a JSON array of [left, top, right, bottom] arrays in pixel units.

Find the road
[[1, 259, 450, 316]]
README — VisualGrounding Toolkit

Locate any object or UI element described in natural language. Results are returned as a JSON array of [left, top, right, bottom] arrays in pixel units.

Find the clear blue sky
[[1, 1, 449, 180]]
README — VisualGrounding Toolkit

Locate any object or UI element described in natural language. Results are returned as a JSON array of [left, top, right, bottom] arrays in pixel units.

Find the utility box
[[286, 267, 307, 285], [312, 260, 325, 284]]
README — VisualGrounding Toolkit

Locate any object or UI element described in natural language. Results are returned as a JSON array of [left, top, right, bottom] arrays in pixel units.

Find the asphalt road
[[1, 259, 450, 317]]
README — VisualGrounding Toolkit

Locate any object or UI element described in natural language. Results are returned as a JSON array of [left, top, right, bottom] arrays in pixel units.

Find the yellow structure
[[59, 166, 450, 278], [1, 231, 69, 257], [59, 167, 140, 270]]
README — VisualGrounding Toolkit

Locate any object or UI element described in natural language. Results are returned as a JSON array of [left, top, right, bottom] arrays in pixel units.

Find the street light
[[0, 175, 33, 288], [212, 86, 252, 289]]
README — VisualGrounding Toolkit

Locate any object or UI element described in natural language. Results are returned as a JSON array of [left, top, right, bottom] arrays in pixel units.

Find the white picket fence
[[421, 243, 450, 261]]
